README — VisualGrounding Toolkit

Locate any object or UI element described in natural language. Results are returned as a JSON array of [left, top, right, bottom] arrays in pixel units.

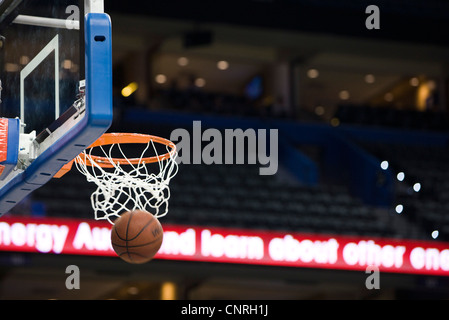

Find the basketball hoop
[[72, 132, 178, 224]]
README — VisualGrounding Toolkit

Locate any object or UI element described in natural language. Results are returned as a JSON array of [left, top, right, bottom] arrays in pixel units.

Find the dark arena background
[[3, 0, 449, 306]]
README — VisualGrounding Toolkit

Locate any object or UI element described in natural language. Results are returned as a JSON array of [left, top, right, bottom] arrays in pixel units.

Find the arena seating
[[334, 104, 449, 132], [23, 103, 449, 242], [166, 163, 398, 238]]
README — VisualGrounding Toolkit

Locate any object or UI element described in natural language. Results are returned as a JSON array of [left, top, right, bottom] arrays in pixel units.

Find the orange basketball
[[111, 210, 163, 264]]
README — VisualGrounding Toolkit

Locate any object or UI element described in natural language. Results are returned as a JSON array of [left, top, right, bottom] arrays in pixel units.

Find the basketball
[[111, 210, 164, 264]]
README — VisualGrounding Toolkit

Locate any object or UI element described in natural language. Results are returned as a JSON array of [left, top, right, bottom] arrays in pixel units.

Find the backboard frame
[[0, 1, 113, 215]]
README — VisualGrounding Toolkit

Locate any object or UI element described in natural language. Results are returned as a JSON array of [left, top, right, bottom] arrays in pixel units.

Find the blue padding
[[278, 137, 319, 186], [0, 118, 19, 180], [0, 13, 113, 215]]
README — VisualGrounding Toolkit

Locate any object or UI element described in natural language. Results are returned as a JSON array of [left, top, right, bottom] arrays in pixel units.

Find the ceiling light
[[307, 69, 319, 79], [195, 78, 206, 87], [155, 74, 167, 84], [410, 77, 419, 87], [339, 90, 350, 100], [217, 60, 229, 70], [314, 106, 325, 116], [364, 74, 375, 84], [177, 57, 189, 66]]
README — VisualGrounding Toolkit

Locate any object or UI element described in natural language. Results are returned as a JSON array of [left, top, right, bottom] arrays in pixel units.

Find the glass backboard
[[0, 0, 113, 215]]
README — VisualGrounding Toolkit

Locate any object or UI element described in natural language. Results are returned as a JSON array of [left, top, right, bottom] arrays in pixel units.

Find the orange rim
[[76, 133, 177, 168]]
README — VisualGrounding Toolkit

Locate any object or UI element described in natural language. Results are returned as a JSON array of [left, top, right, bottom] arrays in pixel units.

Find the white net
[[74, 134, 178, 224]]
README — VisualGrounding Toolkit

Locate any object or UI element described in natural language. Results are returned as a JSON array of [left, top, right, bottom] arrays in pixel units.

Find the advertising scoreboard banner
[[0, 216, 449, 276]]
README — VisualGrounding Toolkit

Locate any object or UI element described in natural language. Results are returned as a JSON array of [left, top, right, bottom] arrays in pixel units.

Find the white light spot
[[413, 183, 421, 192]]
